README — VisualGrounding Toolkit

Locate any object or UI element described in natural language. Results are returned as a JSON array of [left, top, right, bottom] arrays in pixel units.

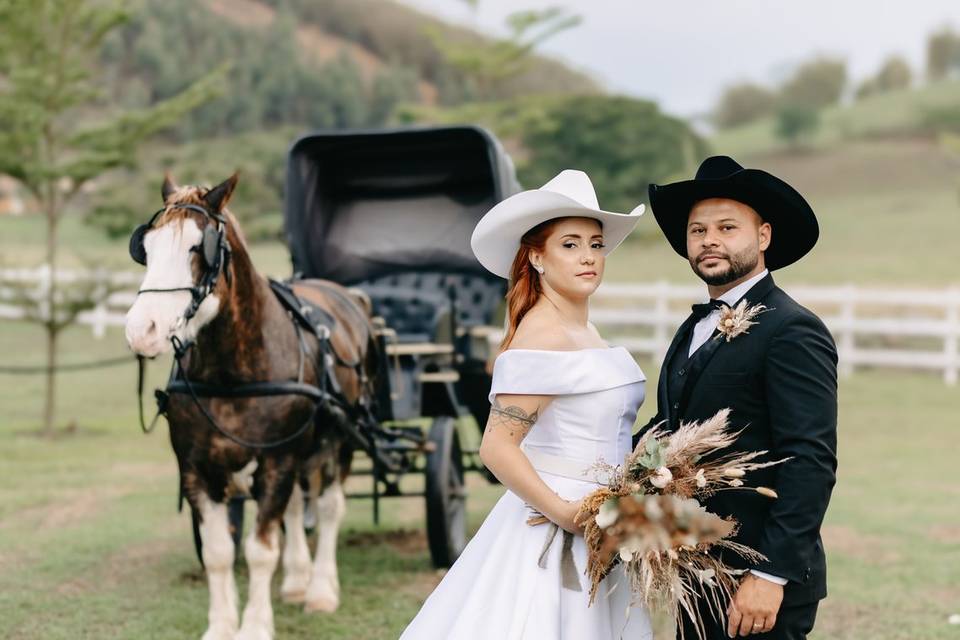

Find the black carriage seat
[[359, 285, 450, 344], [356, 272, 504, 343]]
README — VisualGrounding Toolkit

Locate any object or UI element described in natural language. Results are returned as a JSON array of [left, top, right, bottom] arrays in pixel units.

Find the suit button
[[678, 368, 685, 376], [672, 402, 679, 410]]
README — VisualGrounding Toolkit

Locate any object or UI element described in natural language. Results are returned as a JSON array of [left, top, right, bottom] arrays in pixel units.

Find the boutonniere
[[714, 299, 770, 342]]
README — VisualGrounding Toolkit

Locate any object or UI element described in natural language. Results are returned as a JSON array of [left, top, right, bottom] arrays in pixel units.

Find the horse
[[125, 173, 377, 640]]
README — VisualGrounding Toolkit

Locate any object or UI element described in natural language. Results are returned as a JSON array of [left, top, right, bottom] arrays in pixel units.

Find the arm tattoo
[[489, 398, 538, 438]]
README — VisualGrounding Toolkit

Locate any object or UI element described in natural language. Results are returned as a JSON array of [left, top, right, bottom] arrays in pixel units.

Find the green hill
[[711, 79, 960, 158], [98, 0, 601, 138], [697, 81, 960, 288]]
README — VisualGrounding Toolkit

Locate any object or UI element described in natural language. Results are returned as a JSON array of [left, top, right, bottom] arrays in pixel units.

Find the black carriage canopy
[[284, 126, 521, 286]]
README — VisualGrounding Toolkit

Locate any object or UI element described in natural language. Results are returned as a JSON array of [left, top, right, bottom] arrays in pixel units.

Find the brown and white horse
[[125, 174, 376, 640]]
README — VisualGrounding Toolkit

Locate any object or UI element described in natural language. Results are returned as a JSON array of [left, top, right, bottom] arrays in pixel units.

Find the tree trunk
[[43, 324, 59, 436], [41, 187, 59, 437]]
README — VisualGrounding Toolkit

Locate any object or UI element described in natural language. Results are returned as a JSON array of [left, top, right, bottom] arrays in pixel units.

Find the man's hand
[[726, 574, 784, 637]]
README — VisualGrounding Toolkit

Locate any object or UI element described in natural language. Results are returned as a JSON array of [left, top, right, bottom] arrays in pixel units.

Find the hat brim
[[471, 190, 645, 279], [648, 168, 818, 270]]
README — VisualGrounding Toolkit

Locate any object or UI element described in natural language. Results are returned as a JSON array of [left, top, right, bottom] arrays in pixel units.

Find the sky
[[400, 0, 960, 117]]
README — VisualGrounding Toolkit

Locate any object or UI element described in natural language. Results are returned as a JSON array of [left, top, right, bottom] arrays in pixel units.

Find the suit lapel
[[658, 313, 698, 429], [678, 326, 724, 411], [678, 273, 779, 412]]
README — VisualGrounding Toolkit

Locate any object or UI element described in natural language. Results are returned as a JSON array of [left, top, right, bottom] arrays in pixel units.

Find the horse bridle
[[130, 204, 378, 450], [129, 202, 232, 327]]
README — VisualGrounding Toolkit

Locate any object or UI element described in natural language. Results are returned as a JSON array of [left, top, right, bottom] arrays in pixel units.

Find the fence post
[[36, 263, 52, 323], [945, 287, 959, 386], [91, 267, 108, 339], [654, 280, 670, 361], [837, 284, 856, 378]]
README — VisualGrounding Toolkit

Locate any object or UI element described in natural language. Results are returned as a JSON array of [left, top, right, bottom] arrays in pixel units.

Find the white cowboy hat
[[470, 169, 645, 279]]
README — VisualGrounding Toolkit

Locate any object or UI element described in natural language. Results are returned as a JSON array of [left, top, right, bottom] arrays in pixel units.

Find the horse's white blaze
[[304, 480, 345, 613], [237, 524, 280, 640], [124, 218, 220, 357], [197, 494, 239, 640], [280, 483, 313, 603]]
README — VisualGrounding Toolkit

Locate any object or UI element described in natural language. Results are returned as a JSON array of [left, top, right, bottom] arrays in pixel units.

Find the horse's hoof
[[201, 625, 237, 640], [303, 594, 339, 614], [235, 626, 272, 640], [280, 587, 306, 604], [280, 574, 311, 604]]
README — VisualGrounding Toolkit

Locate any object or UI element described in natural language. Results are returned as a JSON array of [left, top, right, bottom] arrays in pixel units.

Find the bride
[[400, 170, 654, 640]]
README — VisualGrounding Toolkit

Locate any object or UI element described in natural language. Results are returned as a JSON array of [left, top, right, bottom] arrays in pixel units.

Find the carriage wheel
[[191, 496, 246, 568], [424, 416, 467, 568]]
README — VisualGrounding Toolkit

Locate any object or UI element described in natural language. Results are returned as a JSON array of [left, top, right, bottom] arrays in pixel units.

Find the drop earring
[[535, 265, 544, 275]]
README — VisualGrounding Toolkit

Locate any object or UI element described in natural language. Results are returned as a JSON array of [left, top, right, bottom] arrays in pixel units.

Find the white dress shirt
[[688, 269, 769, 358], [688, 269, 787, 586]]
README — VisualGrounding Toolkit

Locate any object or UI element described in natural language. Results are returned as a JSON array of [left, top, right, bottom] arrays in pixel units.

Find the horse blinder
[[202, 224, 221, 269], [129, 223, 150, 265]]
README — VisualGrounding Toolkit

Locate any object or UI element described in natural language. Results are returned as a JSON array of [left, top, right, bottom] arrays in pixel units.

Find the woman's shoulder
[[510, 308, 598, 352], [508, 324, 579, 352], [510, 307, 572, 350]]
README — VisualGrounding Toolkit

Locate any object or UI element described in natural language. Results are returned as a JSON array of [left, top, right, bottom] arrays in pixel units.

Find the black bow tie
[[691, 299, 725, 320]]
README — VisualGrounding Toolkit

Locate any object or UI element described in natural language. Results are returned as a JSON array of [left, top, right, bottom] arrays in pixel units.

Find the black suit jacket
[[633, 273, 838, 605]]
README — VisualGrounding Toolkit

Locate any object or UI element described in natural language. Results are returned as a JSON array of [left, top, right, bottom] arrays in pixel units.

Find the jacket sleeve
[[632, 415, 658, 449], [753, 311, 838, 584]]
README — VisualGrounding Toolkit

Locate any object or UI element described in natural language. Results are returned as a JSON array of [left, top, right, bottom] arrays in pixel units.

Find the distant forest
[[100, 0, 602, 137]]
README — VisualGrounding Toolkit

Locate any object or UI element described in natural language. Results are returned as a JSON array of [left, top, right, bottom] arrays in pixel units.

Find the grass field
[[2, 102, 960, 638], [0, 318, 958, 639]]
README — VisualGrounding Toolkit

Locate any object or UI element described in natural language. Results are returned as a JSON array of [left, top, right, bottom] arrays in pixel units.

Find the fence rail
[[0, 266, 137, 338], [2, 268, 958, 385], [592, 281, 960, 385]]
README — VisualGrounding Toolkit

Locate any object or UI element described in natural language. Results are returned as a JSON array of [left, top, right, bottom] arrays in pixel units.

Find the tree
[[426, 5, 582, 99], [714, 82, 777, 129], [368, 65, 421, 126], [518, 95, 707, 215], [857, 55, 912, 99], [926, 27, 960, 81], [875, 56, 912, 91], [775, 104, 820, 148], [0, 0, 224, 435], [780, 57, 847, 109], [405, 93, 705, 216]]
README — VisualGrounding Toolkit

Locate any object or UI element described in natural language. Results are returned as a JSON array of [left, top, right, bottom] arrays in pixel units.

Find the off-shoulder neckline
[[498, 345, 626, 355]]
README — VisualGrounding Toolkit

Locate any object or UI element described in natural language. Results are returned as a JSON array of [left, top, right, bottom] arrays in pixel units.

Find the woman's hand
[[553, 498, 585, 536]]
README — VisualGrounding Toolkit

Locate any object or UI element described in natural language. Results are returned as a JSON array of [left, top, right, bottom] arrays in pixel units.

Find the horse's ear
[[161, 172, 178, 202], [203, 173, 239, 212]]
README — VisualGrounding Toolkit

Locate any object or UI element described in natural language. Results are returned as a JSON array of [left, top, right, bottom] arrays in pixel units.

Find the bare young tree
[[0, 0, 223, 435]]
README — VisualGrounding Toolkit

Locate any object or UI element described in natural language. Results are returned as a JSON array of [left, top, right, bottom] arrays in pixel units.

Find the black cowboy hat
[[648, 155, 819, 270]]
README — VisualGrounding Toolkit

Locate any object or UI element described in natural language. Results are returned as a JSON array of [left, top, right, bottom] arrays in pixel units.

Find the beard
[[690, 246, 759, 286]]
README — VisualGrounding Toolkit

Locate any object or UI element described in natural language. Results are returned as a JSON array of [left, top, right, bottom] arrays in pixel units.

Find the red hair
[[499, 218, 562, 351]]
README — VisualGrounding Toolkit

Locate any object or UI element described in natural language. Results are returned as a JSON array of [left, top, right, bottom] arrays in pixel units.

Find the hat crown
[[695, 155, 745, 181], [540, 169, 599, 209]]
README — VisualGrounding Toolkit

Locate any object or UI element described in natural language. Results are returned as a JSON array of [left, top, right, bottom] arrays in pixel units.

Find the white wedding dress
[[400, 346, 654, 640]]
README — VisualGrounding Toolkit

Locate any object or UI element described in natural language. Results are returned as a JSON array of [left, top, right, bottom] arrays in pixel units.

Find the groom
[[634, 156, 838, 639]]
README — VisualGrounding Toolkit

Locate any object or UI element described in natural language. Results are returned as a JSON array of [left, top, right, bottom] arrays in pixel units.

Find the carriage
[[283, 126, 521, 567]]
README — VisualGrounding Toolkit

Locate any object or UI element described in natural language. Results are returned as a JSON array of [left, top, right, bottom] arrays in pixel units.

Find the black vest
[[661, 319, 726, 431]]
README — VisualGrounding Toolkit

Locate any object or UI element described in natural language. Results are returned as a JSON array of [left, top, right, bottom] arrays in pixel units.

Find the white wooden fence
[[0, 266, 138, 339], [2, 268, 958, 385], [591, 282, 960, 386]]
